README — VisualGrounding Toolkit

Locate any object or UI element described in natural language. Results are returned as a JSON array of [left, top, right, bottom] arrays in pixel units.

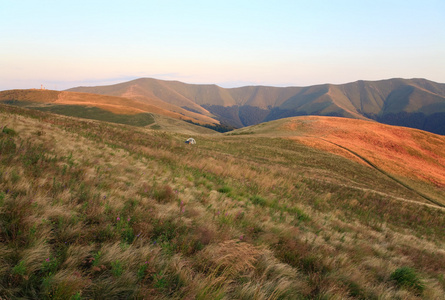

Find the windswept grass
[[1, 104, 445, 299]]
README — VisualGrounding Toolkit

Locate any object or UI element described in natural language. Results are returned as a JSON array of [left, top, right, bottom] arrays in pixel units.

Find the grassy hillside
[[0, 93, 222, 134], [1, 104, 445, 299], [0, 89, 221, 127], [67, 78, 445, 134], [66, 79, 222, 122], [233, 116, 445, 206]]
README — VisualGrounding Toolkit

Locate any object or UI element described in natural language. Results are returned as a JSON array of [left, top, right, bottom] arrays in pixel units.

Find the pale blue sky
[[1, 0, 444, 90]]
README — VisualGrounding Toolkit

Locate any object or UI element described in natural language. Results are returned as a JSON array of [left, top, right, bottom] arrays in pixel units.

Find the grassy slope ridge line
[[1, 104, 445, 299], [315, 136, 444, 208], [277, 117, 445, 202]]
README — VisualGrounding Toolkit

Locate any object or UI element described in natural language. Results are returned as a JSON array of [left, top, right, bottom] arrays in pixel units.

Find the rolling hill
[[1, 104, 445, 299], [0, 89, 221, 128], [230, 116, 445, 205], [67, 77, 445, 134]]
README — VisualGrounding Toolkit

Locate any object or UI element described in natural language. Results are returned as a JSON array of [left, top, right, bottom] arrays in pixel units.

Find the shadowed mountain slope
[[67, 78, 445, 134]]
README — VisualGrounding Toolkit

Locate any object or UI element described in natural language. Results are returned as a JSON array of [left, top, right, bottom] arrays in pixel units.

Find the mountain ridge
[[67, 77, 445, 134]]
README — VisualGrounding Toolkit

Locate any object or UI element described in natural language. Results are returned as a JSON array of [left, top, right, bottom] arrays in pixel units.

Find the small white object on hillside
[[185, 138, 196, 144]]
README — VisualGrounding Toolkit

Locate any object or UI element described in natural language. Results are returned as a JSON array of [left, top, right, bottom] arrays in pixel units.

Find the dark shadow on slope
[[238, 106, 270, 126], [376, 112, 445, 135], [182, 119, 236, 133], [202, 105, 244, 128]]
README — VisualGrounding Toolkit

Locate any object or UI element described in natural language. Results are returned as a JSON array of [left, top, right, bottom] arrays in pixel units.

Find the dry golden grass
[[1, 105, 445, 299], [200, 240, 261, 276]]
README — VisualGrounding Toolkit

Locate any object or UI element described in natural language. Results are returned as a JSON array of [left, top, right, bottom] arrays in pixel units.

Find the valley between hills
[[0, 78, 445, 299]]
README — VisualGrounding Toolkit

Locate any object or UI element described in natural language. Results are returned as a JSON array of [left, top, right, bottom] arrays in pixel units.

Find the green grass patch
[[217, 186, 232, 194], [2, 126, 17, 136], [250, 195, 267, 207], [35, 105, 155, 127], [390, 266, 424, 295]]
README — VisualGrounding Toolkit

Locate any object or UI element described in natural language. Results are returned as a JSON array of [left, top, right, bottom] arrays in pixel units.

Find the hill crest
[[228, 115, 445, 205], [0, 89, 221, 127]]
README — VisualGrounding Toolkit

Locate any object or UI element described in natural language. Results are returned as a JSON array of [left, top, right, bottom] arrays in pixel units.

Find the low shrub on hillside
[[251, 195, 267, 207], [390, 266, 424, 295], [217, 185, 232, 194], [153, 184, 175, 203]]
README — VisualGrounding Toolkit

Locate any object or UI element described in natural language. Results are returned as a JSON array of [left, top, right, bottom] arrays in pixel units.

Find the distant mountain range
[[66, 78, 445, 134], [1, 77, 444, 134]]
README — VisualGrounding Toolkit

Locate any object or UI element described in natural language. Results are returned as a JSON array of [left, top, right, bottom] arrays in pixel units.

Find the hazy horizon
[[1, 0, 444, 91]]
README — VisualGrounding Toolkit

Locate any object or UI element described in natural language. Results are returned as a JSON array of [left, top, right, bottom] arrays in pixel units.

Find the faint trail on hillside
[[314, 137, 445, 208], [338, 182, 445, 211], [308, 174, 445, 211]]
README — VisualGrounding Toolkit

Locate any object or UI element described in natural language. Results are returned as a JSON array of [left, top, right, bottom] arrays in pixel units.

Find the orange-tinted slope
[[0, 89, 219, 125], [282, 116, 445, 187]]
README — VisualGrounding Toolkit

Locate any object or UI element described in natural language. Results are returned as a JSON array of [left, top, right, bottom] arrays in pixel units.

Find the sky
[[1, 0, 444, 90]]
